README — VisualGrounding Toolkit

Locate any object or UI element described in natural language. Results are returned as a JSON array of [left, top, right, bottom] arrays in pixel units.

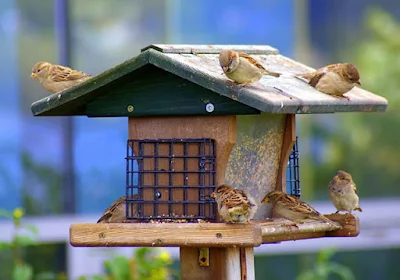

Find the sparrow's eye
[[37, 69, 41, 73]]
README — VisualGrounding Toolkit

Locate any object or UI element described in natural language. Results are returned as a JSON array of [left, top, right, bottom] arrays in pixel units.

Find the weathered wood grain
[[69, 223, 262, 247], [225, 113, 286, 220], [324, 213, 360, 237], [276, 114, 296, 192], [141, 44, 279, 55], [259, 213, 359, 243]]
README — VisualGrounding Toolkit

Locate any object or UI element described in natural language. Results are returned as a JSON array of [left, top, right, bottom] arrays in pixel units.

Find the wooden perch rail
[[259, 213, 360, 243]]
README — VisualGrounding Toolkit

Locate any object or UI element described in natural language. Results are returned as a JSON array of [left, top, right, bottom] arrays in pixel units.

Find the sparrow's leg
[[237, 81, 251, 87]]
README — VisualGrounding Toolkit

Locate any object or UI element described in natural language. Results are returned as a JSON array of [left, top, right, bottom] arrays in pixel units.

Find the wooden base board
[[69, 214, 359, 247], [70, 222, 262, 247]]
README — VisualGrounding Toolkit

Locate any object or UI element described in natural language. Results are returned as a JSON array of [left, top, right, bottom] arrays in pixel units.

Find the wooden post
[[276, 114, 296, 192], [128, 115, 254, 280]]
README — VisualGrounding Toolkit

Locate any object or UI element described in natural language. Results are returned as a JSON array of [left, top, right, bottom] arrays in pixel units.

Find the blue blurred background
[[1, 0, 400, 279]]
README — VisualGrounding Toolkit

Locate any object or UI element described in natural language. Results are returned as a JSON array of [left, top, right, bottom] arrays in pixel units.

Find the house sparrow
[[328, 170, 362, 214], [97, 195, 138, 223], [261, 191, 338, 226], [31, 61, 92, 93], [211, 184, 258, 223], [297, 63, 361, 100], [219, 50, 280, 86]]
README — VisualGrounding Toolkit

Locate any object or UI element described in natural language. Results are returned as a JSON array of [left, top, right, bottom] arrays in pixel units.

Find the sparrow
[[328, 170, 362, 214], [219, 50, 280, 86], [261, 191, 338, 227], [211, 184, 258, 223], [297, 63, 361, 100], [97, 195, 138, 223], [31, 61, 92, 93]]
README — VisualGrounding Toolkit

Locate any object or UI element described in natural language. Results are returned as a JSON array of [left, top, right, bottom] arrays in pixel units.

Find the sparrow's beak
[[261, 197, 269, 203], [356, 80, 361, 85], [31, 73, 38, 79], [221, 66, 228, 73], [211, 192, 216, 199], [332, 175, 340, 182]]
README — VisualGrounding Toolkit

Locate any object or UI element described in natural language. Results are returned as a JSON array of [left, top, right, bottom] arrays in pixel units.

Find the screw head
[[155, 191, 162, 200], [127, 105, 134, 112], [205, 103, 214, 113]]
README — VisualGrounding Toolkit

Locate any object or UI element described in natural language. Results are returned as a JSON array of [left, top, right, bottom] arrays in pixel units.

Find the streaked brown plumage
[[31, 61, 91, 93], [211, 184, 258, 223], [219, 50, 280, 86], [329, 170, 362, 214], [261, 191, 339, 227], [97, 195, 138, 223], [297, 63, 361, 100]]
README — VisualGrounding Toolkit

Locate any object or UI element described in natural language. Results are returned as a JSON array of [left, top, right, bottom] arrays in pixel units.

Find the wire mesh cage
[[286, 137, 300, 197], [126, 138, 216, 222]]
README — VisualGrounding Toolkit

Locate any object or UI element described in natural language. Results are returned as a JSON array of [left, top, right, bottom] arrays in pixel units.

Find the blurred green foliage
[[297, 248, 355, 280], [0, 208, 173, 280], [302, 7, 400, 200], [0, 208, 38, 280], [80, 248, 175, 280]]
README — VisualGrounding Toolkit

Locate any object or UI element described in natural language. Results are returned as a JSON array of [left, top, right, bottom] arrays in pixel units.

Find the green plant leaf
[[13, 263, 33, 280], [327, 263, 356, 280], [104, 255, 130, 280], [13, 235, 37, 247], [316, 247, 336, 265], [22, 224, 39, 237]]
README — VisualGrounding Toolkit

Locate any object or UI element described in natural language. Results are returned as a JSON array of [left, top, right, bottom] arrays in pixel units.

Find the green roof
[[31, 44, 388, 117]]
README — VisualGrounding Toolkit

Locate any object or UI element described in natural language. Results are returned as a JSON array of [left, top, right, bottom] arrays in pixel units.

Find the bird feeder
[[31, 44, 387, 280]]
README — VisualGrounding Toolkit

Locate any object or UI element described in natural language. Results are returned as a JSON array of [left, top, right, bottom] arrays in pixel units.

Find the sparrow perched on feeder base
[[261, 190, 339, 227], [212, 184, 258, 223], [328, 170, 362, 214], [97, 195, 138, 223]]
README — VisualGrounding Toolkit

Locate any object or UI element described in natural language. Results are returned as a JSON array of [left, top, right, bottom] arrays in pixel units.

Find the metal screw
[[155, 191, 162, 200], [205, 103, 214, 113], [127, 105, 134, 112]]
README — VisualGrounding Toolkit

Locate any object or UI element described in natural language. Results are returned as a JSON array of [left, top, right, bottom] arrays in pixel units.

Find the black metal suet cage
[[126, 138, 216, 221], [287, 137, 300, 197]]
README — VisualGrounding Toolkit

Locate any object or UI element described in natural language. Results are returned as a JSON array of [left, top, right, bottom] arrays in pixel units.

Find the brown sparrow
[[211, 184, 258, 223], [297, 63, 361, 100], [328, 170, 362, 214], [31, 61, 92, 93], [97, 195, 138, 223], [262, 191, 338, 226], [219, 50, 280, 86]]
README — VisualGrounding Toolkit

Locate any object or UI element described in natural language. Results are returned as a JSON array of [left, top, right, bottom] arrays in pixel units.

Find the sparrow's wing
[[298, 63, 341, 85], [223, 189, 252, 209], [352, 183, 359, 195], [97, 196, 125, 223], [238, 52, 267, 71], [283, 194, 321, 216], [51, 65, 91, 82]]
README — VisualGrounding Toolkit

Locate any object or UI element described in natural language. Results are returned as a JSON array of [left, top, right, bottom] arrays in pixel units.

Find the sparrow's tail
[[296, 72, 314, 80], [263, 70, 281, 77], [316, 214, 342, 229]]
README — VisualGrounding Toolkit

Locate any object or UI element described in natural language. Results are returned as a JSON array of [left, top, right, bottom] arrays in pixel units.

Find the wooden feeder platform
[[70, 214, 359, 247]]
